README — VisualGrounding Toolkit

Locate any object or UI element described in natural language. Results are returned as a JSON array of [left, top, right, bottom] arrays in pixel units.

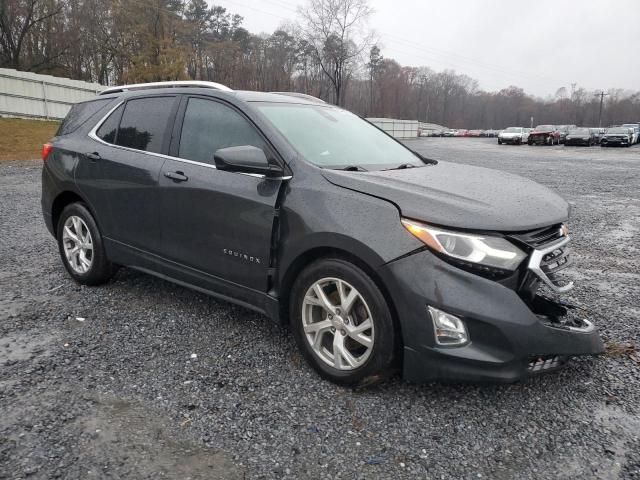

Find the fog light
[[428, 306, 468, 346]]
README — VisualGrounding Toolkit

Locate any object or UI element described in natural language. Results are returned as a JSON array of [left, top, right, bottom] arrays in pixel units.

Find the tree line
[[1, 0, 638, 128]]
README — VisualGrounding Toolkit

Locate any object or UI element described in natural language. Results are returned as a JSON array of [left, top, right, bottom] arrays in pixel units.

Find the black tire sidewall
[[290, 258, 397, 386], [56, 203, 113, 286]]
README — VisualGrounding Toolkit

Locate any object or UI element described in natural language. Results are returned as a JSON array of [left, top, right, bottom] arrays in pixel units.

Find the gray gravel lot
[[1, 138, 639, 479]]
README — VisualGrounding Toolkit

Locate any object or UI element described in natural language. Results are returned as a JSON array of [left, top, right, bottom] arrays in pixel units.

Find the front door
[[158, 96, 284, 292]]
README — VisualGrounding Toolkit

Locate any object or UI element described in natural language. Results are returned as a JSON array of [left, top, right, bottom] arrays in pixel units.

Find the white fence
[[0, 68, 104, 120], [366, 118, 419, 139]]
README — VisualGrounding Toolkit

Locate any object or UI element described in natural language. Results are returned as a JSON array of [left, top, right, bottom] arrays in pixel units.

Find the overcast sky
[[214, 0, 639, 98]]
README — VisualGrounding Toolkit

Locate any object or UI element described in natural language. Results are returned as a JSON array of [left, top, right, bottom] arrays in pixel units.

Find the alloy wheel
[[62, 215, 94, 274], [301, 277, 374, 371]]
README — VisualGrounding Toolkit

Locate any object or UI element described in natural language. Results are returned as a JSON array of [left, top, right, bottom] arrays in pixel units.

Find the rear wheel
[[57, 203, 115, 285], [290, 258, 397, 386]]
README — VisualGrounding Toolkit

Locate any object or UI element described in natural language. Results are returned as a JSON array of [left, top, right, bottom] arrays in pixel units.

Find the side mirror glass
[[213, 146, 284, 178]]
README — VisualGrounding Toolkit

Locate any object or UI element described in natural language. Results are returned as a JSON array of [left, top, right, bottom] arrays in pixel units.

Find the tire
[[57, 202, 115, 286], [290, 258, 397, 386], [498, 139, 502, 145]]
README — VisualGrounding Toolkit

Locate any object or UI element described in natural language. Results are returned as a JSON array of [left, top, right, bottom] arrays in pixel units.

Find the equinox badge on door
[[223, 248, 262, 264]]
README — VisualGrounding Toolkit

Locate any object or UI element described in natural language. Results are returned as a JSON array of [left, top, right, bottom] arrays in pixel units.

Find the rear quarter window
[[57, 98, 113, 136], [96, 104, 124, 144]]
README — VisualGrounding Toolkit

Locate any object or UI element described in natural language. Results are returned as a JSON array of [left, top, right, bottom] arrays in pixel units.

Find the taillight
[[41, 143, 53, 161]]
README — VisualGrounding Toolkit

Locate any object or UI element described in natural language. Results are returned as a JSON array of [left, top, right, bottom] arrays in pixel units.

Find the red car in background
[[528, 125, 561, 145]]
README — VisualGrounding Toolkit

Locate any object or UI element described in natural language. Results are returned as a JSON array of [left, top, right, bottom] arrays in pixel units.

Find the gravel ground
[[1, 139, 639, 479]]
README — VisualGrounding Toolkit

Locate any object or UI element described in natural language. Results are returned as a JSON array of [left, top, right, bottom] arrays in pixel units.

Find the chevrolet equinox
[[41, 81, 603, 385]]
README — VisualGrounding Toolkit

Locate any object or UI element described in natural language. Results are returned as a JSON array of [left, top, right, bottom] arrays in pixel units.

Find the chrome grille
[[527, 235, 574, 293], [527, 355, 566, 372]]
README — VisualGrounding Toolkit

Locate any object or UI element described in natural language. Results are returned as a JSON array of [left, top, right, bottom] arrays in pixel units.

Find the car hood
[[500, 132, 521, 137], [321, 162, 570, 231], [530, 130, 552, 135]]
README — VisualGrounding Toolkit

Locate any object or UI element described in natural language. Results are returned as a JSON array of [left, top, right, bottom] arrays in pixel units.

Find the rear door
[[78, 95, 178, 256], [158, 96, 285, 292]]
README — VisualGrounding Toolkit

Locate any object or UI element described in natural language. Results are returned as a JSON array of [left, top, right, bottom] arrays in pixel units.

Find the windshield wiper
[[339, 165, 368, 172], [383, 163, 420, 171]]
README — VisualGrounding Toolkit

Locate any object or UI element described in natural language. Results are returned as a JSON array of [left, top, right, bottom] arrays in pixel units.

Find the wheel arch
[[51, 190, 100, 235], [276, 243, 404, 357]]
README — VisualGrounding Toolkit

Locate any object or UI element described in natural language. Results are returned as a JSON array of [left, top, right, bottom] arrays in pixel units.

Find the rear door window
[[177, 98, 265, 165], [115, 97, 175, 154], [57, 98, 112, 136]]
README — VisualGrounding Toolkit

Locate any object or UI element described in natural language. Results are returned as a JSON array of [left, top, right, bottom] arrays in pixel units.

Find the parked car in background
[[589, 128, 606, 144], [601, 127, 633, 147], [556, 125, 576, 144], [528, 125, 561, 145], [498, 127, 529, 145], [443, 129, 457, 137], [482, 129, 499, 137], [454, 129, 469, 137], [621, 124, 640, 144], [565, 127, 598, 146], [468, 129, 483, 137]]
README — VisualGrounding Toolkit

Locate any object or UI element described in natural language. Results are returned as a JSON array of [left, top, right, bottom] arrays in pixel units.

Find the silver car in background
[[498, 127, 529, 145]]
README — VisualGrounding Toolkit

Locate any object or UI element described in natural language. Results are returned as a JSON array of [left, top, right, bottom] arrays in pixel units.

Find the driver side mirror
[[214, 146, 284, 178]]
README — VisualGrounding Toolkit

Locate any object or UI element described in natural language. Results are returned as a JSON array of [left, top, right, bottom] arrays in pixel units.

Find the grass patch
[[0, 117, 60, 161], [605, 341, 639, 362]]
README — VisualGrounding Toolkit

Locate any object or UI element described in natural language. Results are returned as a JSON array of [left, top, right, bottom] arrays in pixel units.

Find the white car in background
[[498, 127, 529, 145], [621, 124, 640, 144]]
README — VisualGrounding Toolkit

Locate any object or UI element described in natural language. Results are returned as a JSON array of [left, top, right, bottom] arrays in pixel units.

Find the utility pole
[[594, 91, 609, 128]]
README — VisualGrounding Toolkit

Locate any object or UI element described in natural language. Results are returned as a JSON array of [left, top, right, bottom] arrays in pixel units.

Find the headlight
[[401, 219, 526, 271]]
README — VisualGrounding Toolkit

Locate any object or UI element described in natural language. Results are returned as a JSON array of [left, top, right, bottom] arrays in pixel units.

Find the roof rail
[[270, 92, 326, 104], [99, 80, 233, 96]]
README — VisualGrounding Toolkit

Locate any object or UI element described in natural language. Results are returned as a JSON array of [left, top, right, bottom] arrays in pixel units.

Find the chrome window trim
[[527, 235, 574, 293], [87, 100, 292, 181]]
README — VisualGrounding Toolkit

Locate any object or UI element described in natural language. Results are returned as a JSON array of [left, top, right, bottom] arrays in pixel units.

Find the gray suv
[[41, 81, 603, 386]]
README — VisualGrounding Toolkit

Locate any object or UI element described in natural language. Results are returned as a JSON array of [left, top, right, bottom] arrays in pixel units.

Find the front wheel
[[290, 258, 397, 386], [57, 202, 116, 285]]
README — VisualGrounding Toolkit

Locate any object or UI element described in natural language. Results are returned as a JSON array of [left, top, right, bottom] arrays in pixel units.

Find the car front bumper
[[566, 138, 591, 145], [378, 250, 604, 383], [601, 138, 629, 146], [498, 136, 522, 144], [528, 135, 550, 144]]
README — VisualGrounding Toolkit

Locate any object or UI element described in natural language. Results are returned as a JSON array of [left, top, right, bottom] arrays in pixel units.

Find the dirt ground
[[1, 138, 639, 479]]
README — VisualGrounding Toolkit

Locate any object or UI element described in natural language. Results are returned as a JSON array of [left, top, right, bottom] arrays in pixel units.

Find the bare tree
[[298, 0, 373, 106], [0, 0, 62, 70]]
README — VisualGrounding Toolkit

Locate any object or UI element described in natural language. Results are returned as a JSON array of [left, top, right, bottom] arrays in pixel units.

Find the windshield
[[504, 127, 520, 133], [607, 128, 629, 134], [569, 128, 589, 135], [534, 125, 554, 131], [254, 102, 423, 170]]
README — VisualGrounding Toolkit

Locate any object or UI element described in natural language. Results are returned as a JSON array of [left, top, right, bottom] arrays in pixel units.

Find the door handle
[[86, 152, 101, 161], [164, 171, 188, 182]]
